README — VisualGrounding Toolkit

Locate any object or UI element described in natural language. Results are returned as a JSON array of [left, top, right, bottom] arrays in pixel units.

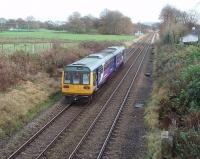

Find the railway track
[[97, 37, 154, 159], [7, 34, 152, 159], [7, 104, 85, 159], [67, 34, 154, 159]]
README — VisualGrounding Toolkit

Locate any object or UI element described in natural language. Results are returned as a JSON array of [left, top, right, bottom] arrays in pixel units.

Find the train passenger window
[[64, 72, 71, 84], [73, 73, 80, 84], [83, 73, 89, 84]]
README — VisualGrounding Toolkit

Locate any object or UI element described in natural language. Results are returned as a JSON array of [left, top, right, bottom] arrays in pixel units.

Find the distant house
[[180, 33, 198, 44], [180, 27, 200, 44], [135, 31, 143, 37]]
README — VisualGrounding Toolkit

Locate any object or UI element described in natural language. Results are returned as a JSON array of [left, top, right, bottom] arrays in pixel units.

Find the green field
[[0, 29, 134, 42], [0, 30, 135, 54]]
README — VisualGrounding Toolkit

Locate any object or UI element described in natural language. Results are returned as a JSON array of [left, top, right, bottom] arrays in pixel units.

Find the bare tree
[[98, 10, 133, 34], [159, 5, 199, 43], [0, 18, 6, 32], [26, 16, 36, 30], [67, 12, 86, 33], [81, 15, 96, 33]]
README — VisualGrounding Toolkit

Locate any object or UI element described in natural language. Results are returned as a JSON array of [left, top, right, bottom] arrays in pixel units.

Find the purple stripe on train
[[98, 55, 124, 86]]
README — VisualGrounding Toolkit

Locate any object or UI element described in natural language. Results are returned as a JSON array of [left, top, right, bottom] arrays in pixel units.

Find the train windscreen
[[64, 66, 90, 85]]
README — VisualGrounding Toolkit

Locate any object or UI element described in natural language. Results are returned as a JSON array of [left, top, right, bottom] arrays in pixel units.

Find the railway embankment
[[145, 43, 200, 158]]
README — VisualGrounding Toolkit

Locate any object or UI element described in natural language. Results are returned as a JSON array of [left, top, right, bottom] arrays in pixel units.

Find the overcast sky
[[0, 0, 200, 23]]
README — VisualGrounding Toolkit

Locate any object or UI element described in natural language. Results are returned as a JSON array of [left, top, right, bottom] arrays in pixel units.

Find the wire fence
[[0, 42, 75, 54]]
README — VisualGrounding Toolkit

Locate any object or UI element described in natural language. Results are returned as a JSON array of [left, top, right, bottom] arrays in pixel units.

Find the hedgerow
[[145, 44, 200, 158]]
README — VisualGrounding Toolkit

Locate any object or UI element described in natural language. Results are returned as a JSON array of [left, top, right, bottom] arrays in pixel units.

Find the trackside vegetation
[[145, 44, 200, 158]]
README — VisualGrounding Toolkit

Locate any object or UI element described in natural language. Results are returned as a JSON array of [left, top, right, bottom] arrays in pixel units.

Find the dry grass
[[144, 45, 167, 159], [144, 86, 164, 159], [0, 72, 59, 137], [146, 131, 162, 159]]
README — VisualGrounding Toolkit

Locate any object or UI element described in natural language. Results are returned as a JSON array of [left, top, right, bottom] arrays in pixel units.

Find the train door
[[97, 65, 103, 87], [114, 56, 117, 71], [96, 69, 99, 87], [122, 50, 126, 64], [93, 69, 98, 88]]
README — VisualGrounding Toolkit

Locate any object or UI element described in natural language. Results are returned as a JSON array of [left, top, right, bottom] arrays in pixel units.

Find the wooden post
[[25, 44, 27, 52], [2, 44, 3, 53], [32, 44, 35, 54], [161, 131, 173, 159]]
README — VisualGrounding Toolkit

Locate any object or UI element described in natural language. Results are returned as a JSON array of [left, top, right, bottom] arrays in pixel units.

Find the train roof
[[66, 46, 125, 71]]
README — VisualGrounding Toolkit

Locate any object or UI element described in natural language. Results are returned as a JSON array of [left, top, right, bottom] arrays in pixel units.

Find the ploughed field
[[3, 34, 154, 159]]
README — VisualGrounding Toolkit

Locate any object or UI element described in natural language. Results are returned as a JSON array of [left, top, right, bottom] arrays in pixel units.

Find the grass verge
[[0, 73, 60, 138]]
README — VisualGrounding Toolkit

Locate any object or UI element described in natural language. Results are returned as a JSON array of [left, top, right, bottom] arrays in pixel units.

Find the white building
[[135, 31, 143, 36], [180, 33, 199, 43], [180, 27, 200, 44]]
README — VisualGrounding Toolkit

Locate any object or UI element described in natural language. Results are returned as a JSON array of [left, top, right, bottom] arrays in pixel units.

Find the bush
[[161, 32, 173, 44], [173, 130, 200, 159], [40, 47, 89, 76], [0, 51, 41, 91], [79, 41, 123, 52], [145, 44, 200, 158]]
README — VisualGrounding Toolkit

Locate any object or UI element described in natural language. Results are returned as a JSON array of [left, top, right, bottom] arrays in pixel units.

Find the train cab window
[[83, 73, 90, 85], [72, 73, 80, 84], [64, 72, 71, 84]]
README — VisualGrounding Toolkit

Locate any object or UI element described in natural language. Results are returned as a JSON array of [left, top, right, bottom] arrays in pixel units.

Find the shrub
[[145, 43, 200, 158], [173, 130, 200, 159], [0, 46, 90, 90], [0, 51, 41, 91], [79, 41, 123, 52], [40, 47, 89, 76], [161, 32, 173, 45]]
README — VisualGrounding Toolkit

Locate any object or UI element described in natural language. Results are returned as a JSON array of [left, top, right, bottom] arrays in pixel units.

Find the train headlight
[[64, 85, 69, 88], [83, 86, 90, 89]]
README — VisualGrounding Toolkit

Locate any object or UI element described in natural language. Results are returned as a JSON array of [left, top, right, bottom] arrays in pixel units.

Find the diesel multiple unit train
[[61, 46, 125, 103]]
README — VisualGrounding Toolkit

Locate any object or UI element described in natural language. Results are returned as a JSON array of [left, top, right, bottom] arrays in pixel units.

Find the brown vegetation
[[79, 41, 123, 51], [98, 10, 133, 35], [0, 51, 40, 91], [0, 73, 59, 137], [0, 45, 91, 91]]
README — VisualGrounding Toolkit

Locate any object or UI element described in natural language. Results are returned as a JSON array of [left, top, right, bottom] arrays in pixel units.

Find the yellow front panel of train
[[62, 72, 94, 96]]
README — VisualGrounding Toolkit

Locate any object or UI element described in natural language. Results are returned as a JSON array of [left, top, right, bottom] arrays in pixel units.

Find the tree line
[[159, 5, 200, 44], [0, 9, 146, 35]]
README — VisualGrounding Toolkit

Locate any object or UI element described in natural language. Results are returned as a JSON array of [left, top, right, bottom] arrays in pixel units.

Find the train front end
[[61, 66, 94, 103]]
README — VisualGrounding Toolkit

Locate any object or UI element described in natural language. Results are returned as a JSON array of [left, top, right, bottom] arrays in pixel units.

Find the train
[[61, 46, 126, 103]]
